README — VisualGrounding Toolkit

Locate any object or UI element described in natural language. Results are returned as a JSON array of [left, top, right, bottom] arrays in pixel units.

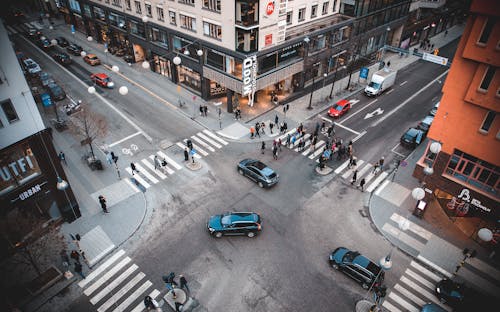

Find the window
[[480, 111, 496, 133], [180, 14, 196, 32], [478, 18, 495, 45], [169, 11, 176, 25], [134, 1, 142, 14], [151, 28, 168, 47], [179, 0, 195, 5], [479, 66, 496, 91], [203, 22, 222, 39], [311, 5, 317, 18], [1, 100, 19, 123], [235, 0, 258, 27], [156, 7, 164, 21], [145, 3, 152, 17], [298, 8, 305, 21], [332, 0, 337, 12], [125, 0, 131, 10], [322, 2, 329, 15], [203, 0, 221, 12], [286, 11, 292, 25], [112, 0, 121, 6]]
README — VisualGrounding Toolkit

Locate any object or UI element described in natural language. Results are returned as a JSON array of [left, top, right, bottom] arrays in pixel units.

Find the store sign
[[242, 55, 257, 107], [278, 42, 301, 64], [266, 1, 275, 15], [1, 155, 37, 182], [457, 188, 491, 213], [0, 144, 41, 195], [265, 34, 273, 46], [18, 183, 43, 201], [447, 188, 491, 217]]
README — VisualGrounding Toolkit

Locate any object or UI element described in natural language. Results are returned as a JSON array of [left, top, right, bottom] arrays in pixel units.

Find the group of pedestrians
[[61, 249, 86, 279], [160, 272, 191, 312], [199, 104, 209, 116]]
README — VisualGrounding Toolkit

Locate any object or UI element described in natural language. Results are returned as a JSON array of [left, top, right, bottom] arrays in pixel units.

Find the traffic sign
[[190, 149, 196, 155], [360, 67, 369, 79]]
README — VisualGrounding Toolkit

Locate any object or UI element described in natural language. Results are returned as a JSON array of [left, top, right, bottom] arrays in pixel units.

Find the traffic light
[[433, 48, 439, 55], [186, 139, 193, 150]]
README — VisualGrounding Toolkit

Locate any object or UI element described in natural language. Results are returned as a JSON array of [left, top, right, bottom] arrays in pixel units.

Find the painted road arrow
[[364, 108, 384, 119]]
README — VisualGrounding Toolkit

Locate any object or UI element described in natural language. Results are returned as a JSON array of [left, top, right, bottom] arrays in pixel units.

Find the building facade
[[0, 21, 81, 257], [413, 0, 499, 236]]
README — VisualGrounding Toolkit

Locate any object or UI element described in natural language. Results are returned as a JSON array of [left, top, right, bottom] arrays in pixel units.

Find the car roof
[[336, 99, 349, 106], [93, 73, 108, 78], [87, 54, 98, 58], [406, 128, 421, 136], [421, 116, 434, 124], [225, 212, 259, 223], [353, 254, 381, 274]]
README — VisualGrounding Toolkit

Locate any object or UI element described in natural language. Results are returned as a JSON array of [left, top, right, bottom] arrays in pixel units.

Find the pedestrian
[[98, 195, 109, 213], [315, 122, 320, 134], [203, 105, 208, 116], [179, 274, 190, 293], [431, 43, 434, 50], [347, 141, 353, 157], [175, 302, 183, 312], [250, 127, 255, 139], [351, 169, 358, 185], [59, 151, 67, 165], [70, 250, 80, 263], [130, 162, 139, 175], [184, 148, 189, 161], [286, 133, 291, 146], [283, 121, 288, 132], [261, 141, 266, 154], [379, 156, 385, 170], [444, 29, 448, 36], [272, 146, 278, 160], [260, 122, 266, 134], [321, 121, 326, 132], [312, 136, 317, 151], [111, 151, 118, 163], [298, 138, 304, 151], [269, 122, 274, 134], [255, 126, 261, 138], [348, 155, 354, 169], [275, 114, 279, 125], [359, 178, 366, 192], [278, 138, 282, 151], [154, 155, 161, 170], [291, 135, 296, 147], [387, 61, 391, 67], [106, 152, 113, 165], [199, 104, 203, 116], [372, 162, 380, 174], [327, 125, 334, 137], [144, 296, 155, 310], [74, 261, 85, 279]]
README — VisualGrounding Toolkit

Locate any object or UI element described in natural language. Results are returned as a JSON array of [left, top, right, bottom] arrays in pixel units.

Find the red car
[[328, 99, 351, 118], [90, 73, 114, 88]]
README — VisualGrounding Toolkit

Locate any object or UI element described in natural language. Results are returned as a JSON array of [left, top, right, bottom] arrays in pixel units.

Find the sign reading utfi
[[242, 55, 257, 107]]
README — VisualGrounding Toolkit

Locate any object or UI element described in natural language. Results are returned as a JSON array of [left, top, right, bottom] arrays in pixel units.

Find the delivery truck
[[364, 68, 397, 96]]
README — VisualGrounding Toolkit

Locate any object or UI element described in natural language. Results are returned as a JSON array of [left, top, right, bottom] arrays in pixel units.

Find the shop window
[[178, 65, 201, 92], [479, 66, 496, 91], [169, 11, 176, 25], [311, 5, 317, 18], [236, 28, 257, 53], [82, 4, 92, 17], [145, 3, 152, 17], [68, 0, 81, 13], [286, 11, 292, 25], [134, 1, 142, 14], [156, 7, 164, 21], [1, 99, 19, 123], [128, 20, 145, 38], [109, 13, 125, 28], [203, 22, 222, 40], [125, 0, 131, 10], [173, 37, 200, 61], [151, 28, 168, 47], [298, 8, 305, 22], [93, 7, 106, 22], [180, 15, 196, 32], [203, 0, 221, 12], [235, 0, 258, 27], [480, 111, 496, 134], [478, 18, 495, 45], [322, 2, 329, 15]]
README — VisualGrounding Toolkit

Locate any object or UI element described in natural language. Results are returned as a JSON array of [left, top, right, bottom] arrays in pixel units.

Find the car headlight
[[108, 82, 114, 88], [208, 227, 215, 233], [436, 287, 441, 294], [329, 255, 334, 260]]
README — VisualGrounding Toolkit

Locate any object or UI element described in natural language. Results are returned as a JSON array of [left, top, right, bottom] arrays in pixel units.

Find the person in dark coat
[[359, 178, 366, 192], [179, 275, 189, 292], [351, 170, 358, 185], [261, 141, 266, 154], [98, 195, 108, 213], [184, 148, 189, 161], [130, 162, 139, 175], [74, 261, 85, 279]]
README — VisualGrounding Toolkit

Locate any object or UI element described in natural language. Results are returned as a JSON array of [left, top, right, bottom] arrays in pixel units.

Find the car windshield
[[368, 81, 380, 89], [90, 56, 98, 60], [343, 251, 360, 262], [27, 64, 37, 69], [333, 104, 343, 111]]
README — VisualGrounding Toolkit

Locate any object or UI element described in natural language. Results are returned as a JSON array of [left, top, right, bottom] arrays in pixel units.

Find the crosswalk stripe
[[203, 129, 228, 145], [410, 261, 441, 282], [111, 280, 152, 312], [341, 160, 366, 179], [133, 163, 159, 184], [184, 139, 208, 156], [387, 292, 419, 312], [393, 284, 426, 307], [400, 276, 450, 309], [416, 255, 454, 278], [197, 132, 222, 148], [124, 178, 141, 193], [293, 134, 311, 151], [278, 128, 298, 142], [147, 156, 173, 175], [308, 141, 326, 159], [90, 264, 139, 305], [97, 272, 145, 312], [301, 140, 313, 155], [191, 135, 215, 152], [357, 162, 372, 177], [176, 142, 202, 159], [79, 250, 126, 288], [366, 171, 389, 192], [84, 257, 132, 296], [404, 268, 435, 290], [362, 172, 377, 184], [382, 223, 426, 251], [125, 168, 151, 188], [334, 160, 350, 174], [156, 151, 182, 170], [382, 300, 403, 312], [130, 289, 161, 312], [391, 214, 433, 240], [142, 159, 167, 179]]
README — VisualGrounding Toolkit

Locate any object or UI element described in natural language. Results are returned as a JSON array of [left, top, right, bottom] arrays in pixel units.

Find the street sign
[[422, 52, 448, 66], [360, 67, 369, 79]]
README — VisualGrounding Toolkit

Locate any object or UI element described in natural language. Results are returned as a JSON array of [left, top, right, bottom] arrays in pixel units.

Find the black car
[[52, 52, 72, 65], [46, 83, 66, 101], [207, 212, 262, 238], [66, 43, 83, 56], [434, 278, 498, 310], [37, 37, 52, 49], [400, 127, 426, 149], [237, 159, 279, 188], [55, 37, 69, 47], [329, 247, 384, 289]]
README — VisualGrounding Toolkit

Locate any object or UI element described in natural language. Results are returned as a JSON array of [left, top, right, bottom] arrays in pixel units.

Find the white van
[[23, 58, 41, 74]]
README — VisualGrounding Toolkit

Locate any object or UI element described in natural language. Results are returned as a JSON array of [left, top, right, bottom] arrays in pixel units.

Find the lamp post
[[329, 55, 345, 99], [321, 73, 328, 101], [307, 73, 316, 110]]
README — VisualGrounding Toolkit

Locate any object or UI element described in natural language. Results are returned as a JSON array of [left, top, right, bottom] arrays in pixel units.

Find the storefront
[[152, 53, 172, 79], [177, 65, 201, 93]]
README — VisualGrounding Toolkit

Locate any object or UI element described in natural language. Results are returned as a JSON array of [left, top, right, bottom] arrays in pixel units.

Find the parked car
[[46, 83, 66, 101], [418, 115, 434, 133], [328, 99, 351, 118], [23, 58, 41, 75], [27, 28, 42, 39], [66, 43, 83, 55], [38, 72, 55, 87], [52, 52, 72, 65], [207, 212, 262, 238], [83, 53, 101, 66], [91, 73, 114, 88], [420, 303, 447, 312], [55, 36, 69, 47], [329, 247, 384, 289], [433, 278, 497, 310], [430, 102, 440, 117], [400, 127, 426, 149], [237, 159, 279, 188]]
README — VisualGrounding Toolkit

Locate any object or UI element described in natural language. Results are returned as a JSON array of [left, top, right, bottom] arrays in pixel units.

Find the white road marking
[[148, 155, 174, 175], [292, 134, 310, 150], [382, 223, 425, 251], [278, 128, 298, 143], [374, 180, 390, 195], [410, 261, 442, 282], [142, 158, 168, 179], [124, 179, 141, 193], [90, 264, 139, 304], [130, 289, 161, 312], [111, 280, 152, 312], [133, 163, 159, 184], [78, 250, 125, 288], [382, 300, 403, 312], [400, 276, 452, 311], [176, 142, 202, 159], [125, 168, 151, 188], [349, 99, 360, 106], [334, 122, 360, 135], [320, 116, 333, 123], [405, 268, 435, 289], [308, 141, 326, 159], [393, 284, 426, 307], [96, 272, 145, 312], [334, 160, 350, 174], [157, 151, 182, 170], [387, 292, 419, 312], [108, 131, 142, 148], [357, 162, 372, 177], [391, 214, 433, 240], [391, 143, 407, 157], [191, 135, 215, 152], [416, 255, 454, 278], [197, 132, 222, 148], [366, 171, 389, 192], [400, 81, 408, 86], [203, 129, 228, 145], [183, 139, 208, 156], [339, 99, 378, 124], [84, 257, 132, 295], [341, 160, 365, 179], [386, 89, 394, 95], [352, 130, 367, 142]]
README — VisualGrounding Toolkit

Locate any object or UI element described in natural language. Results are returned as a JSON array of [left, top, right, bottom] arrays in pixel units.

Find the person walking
[[372, 162, 380, 174], [278, 138, 282, 151], [106, 152, 113, 165], [272, 146, 278, 160], [291, 135, 296, 148], [269, 122, 274, 134], [70, 250, 80, 263], [203, 105, 208, 116], [359, 178, 366, 192], [154, 155, 161, 170], [130, 162, 139, 175], [321, 121, 326, 132], [379, 157, 385, 170], [74, 261, 85, 279], [261, 141, 266, 154], [250, 127, 255, 139], [275, 114, 279, 125], [183, 148, 189, 161], [348, 155, 355, 169], [260, 122, 266, 134], [179, 275, 190, 293], [351, 169, 358, 185], [98, 195, 109, 213], [255, 123, 261, 138], [286, 133, 291, 147], [59, 151, 67, 165], [327, 125, 334, 137], [199, 104, 203, 116], [387, 61, 391, 67]]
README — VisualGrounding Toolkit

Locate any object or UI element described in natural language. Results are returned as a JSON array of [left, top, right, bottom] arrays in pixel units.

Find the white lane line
[[157, 151, 182, 170], [176, 142, 202, 159], [90, 264, 139, 305], [108, 132, 142, 148], [366, 171, 389, 192], [148, 155, 174, 175], [405, 268, 435, 290], [79, 250, 126, 288], [391, 143, 407, 158], [125, 168, 151, 188], [387, 292, 419, 312], [97, 272, 145, 312], [372, 70, 449, 127], [142, 159, 167, 179], [393, 284, 426, 307], [342, 160, 365, 179], [124, 179, 141, 193], [191, 136, 215, 152], [410, 261, 442, 282], [301, 141, 313, 155], [391, 213, 433, 240], [417, 255, 454, 278], [374, 180, 390, 196], [382, 300, 403, 312], [400, 276, 452, 311], [197, 132, 222, 149], [84, 257, 132, 296], [320, 116, 333, 123], [184, 139, 208, 156], [387, 89, 394, 95], [203, 129, 228, 145], [349, 99, 360, 105], [352, 130, 367, 142], [308, 141, 327, 159], [400, 81, 408, 86], [334, 160, 350, 174], [333, 122, 359, 135], [130, 289, 161, 312], [339, 99, 378, 124], [133, 163, 159, 184], [111, 280, 152, 312], [382, 223, 426, 252]]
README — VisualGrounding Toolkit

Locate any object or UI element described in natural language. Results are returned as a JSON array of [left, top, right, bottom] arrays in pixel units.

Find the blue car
[[237, 159, 279, 188], [400, 127, 426, 149]]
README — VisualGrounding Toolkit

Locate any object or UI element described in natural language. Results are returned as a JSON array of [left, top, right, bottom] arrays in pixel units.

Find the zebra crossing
[[125, 130, 228, 188], [78, 249, 162, 312]]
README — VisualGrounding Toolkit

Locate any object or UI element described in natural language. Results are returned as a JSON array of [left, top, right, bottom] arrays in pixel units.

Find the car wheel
[[332, 263, 339, 270], [361, 283, 369, 290], [214, 232, 223, 238], [258, 182, 264, 188], [247, 232, 256, 238], [238, 169, 244, 175]]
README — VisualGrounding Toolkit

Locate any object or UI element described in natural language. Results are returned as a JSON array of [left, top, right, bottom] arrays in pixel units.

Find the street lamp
[[321, 73, 328, 100], [329, 56, 345, 99]]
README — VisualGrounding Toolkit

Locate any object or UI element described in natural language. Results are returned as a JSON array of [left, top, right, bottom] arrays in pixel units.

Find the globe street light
[[478, 228, 493, 242], [87, 86, 96, 94], [112, 65, 120, 73], [56, 177, 69, 190], [119, 86, 129, 95], [412, 187, 425, 201], [142, 61, 150, 69]]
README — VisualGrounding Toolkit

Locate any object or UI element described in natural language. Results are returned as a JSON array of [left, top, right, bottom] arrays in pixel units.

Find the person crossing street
[[351, 170, 358, 185], [261, 141, 266, 154]]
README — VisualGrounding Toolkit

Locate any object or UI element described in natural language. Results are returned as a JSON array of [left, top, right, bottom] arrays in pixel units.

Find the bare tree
[[68, 104, 107, 159]]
